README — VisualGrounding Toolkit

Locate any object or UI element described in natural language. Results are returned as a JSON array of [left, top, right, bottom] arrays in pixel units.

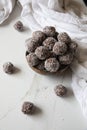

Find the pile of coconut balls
[[25, 26, 78, 73]]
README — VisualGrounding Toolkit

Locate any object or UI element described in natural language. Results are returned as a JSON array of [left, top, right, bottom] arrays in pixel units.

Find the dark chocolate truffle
[[43, 37, 57, 50], [22, 102, 35, 114], [59, 53, 73, 65], [45, 58, 59, 72], [26, 53, 40, 67], [58, 32, 71, 44], [43, 26, 56, 37], [54, 84, 67, 97], [25, 38, 40, 53], [3, 62, 15, 74], [33, 31, 46, 43], [14, 21, 23, 32], [53, 41, 67, 55], [35, 46, 50, 60]]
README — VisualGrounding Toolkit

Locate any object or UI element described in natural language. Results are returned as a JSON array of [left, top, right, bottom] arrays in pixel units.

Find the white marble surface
[[0, 5, 87, 130]]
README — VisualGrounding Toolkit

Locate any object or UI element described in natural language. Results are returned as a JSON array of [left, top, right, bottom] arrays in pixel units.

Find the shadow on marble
[[23, 26, 30, 33], [27, 106, 42, 117], [43, 68, 72, 80], [34, 106, 42, 116], [65, 87, 74, 99], [13, 67, 21, 75]]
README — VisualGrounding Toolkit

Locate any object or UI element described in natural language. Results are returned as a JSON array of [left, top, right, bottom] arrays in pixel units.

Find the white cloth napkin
[[1, 0, 87, 118], [0, 0, 16, 24]]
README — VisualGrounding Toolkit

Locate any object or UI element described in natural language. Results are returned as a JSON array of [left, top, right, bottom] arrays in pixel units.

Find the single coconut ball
[[22, 102, 35, 114], [54, 84, 67, 97], [3, 62, 15, 74], [26, 53, 40, 67], [53, 41, 67, 55], [35, 46, 50, 60], [58, 32, 71, 44], [59, 53, 73, 65], [43, 26, 56, 37], [33, 31, 46, 43], [25, 38, 40, 53], [45, 58, 59, 72], [14, 21, 23, 32], [43, 37, 57, 50]]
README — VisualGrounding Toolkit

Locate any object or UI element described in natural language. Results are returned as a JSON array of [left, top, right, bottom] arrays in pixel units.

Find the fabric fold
[[71, 72, 87, 118], [0, 0, 16, 24]]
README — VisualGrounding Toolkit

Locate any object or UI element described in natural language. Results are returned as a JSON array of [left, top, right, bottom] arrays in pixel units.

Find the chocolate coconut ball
[[45, 58, 59, 72], [35, 46, 50, 60], [59, 53, 73, 65], [53, 41, 67, 55], [25, 38, 40, 53], [43, 37, 57, 50], [43, 26, 56, 37], [69, 42, 78, 53], [33, 31, 46, 43], [58, 32, 71, 44], [26, 53, 40, 67], [22, 102, 35, 114], [14, 21, 23, 32], [54, 84, 67, 97], [3, 62, 15, 74]]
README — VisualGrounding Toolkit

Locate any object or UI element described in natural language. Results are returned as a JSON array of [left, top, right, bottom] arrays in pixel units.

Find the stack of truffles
[[25, 26, 78, 73]]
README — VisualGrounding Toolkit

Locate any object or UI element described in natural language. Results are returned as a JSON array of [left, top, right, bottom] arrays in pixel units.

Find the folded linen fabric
[[0, 0, 16, 24]]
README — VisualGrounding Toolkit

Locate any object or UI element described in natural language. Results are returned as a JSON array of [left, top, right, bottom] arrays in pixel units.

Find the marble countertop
[[0, 5, 87, 130]]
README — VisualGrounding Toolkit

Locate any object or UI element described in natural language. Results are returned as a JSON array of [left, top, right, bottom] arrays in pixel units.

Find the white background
[[0, 5, 87, 130]]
